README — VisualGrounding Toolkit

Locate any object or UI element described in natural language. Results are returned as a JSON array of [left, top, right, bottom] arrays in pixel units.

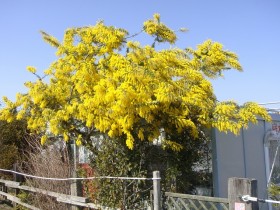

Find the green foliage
[[91, 136, 150, 209], [89, 128, 212, 208], [0, 120, 28, 179], [0, 119, 28, 146], [268, 167, 280, 207], [268, 183, 280, 208], [0, 144, 18, 170], [16, 190, 31, 210], [149, 128, 213, 193]]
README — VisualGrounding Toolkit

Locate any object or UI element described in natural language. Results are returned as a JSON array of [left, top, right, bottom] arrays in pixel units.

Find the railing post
[[153, 171, 161, 210], [70, 141, 83, 210], [228, 177, 259, 210], [13, 163, 20, 209]]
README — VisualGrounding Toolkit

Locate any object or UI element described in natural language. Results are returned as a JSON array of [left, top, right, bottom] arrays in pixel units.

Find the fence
[[0, 169, 160, 210], [164, 192, 229, 210], [0, 178, 109, 210], [0, 168, 261, 210], [163, 177, 259, 210]]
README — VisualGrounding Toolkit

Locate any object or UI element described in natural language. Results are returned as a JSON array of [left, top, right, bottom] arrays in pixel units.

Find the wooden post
[[0, 182, 7, 201], [228, 177, 259, 210], [153, 171, 161, 210], [13, 163, 20, 209], [13, 163, 24, 183]]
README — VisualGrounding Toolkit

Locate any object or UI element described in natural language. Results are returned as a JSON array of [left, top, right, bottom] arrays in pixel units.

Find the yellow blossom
[[26, 66, 37, 73], [41, 135, 48, 145], [0, 14, 271, 151]]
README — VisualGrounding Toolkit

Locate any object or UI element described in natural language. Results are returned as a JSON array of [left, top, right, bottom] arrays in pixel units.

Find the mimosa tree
[[0, 14, 270, 150]]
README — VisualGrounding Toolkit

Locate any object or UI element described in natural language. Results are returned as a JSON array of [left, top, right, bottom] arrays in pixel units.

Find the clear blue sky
[[1, 0, 279, 108]]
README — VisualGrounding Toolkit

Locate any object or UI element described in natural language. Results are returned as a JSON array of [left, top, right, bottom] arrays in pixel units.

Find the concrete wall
[[212, 114, 280, 209]]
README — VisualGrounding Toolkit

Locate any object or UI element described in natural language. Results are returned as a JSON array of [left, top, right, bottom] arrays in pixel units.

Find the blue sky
[[0, 0, 279, 109]]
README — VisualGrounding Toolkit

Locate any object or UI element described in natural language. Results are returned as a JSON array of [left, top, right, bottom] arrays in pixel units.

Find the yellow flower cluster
[[0, 14, 271, 150], [212, 101, 271, 134], [26, 66, 37, 74], [143, 13, 177, 44], [188, 40, 243, 78]]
